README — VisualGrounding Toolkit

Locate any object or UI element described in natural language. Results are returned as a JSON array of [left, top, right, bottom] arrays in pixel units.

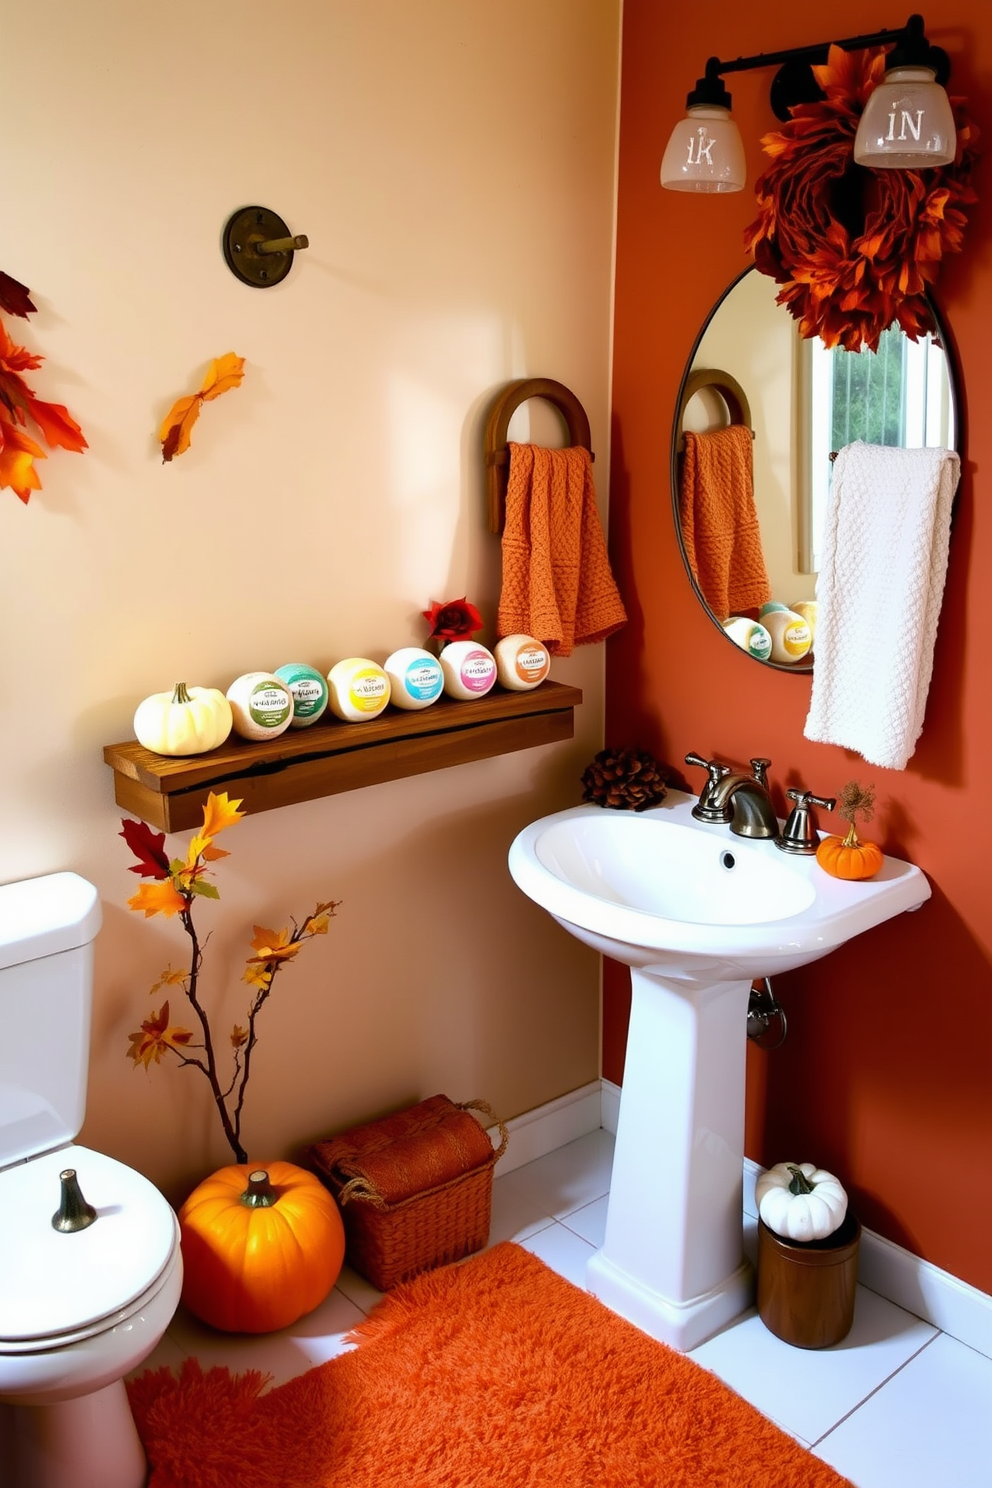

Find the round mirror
[[671, 267, 960, 673]]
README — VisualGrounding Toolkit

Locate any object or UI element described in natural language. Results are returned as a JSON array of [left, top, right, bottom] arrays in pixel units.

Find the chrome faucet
[[686, 753, 779, 841]]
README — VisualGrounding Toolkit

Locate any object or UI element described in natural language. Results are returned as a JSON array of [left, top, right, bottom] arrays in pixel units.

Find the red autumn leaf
[[0, 272, 36, 318], [26, 397, 87, 454], [0, 311, 86, 501], [119, 817, 171, 879]]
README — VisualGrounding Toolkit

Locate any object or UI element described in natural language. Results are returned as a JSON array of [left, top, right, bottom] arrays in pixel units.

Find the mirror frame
[[670, 266, 964, 674]]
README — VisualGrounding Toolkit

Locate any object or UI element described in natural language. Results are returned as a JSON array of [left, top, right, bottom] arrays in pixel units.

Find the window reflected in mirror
[[798, 328, 956, 574]]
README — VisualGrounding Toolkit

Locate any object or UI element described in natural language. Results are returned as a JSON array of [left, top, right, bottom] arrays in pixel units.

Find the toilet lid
[[0, 1145, 178, 1344]]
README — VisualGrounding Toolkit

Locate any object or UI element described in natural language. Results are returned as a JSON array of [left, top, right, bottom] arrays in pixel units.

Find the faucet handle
[[750, 757, 772, 788], [685, 752, 733, 822], [778, 788, 837, 856]]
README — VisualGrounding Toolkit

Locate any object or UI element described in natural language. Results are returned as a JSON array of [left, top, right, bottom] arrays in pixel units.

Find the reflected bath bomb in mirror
[[439, 641, 497, 700], [759, 607, 811, 664], [274, 663, 329, 728], [493, 634, 551, 691], [327, 658, 391, 721], [383, 647, 444, 710], [722, 617, 773, 663], [790, 601, 818, 647]]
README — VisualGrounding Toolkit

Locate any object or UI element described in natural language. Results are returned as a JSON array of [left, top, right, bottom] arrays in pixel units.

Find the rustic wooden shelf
[[104, 681, 583, 832]]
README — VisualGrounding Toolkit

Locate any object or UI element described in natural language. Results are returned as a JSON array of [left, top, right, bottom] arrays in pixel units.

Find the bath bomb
[[326, 658, 391, 721], [790, 601, 818, 647], [274, 663, 329, 728], [722, 617, 773, 663], [761, 608, 812, 665], [759, 601, 790, 617], [493, 634, 552, 691], [226, 672, 294, 740]]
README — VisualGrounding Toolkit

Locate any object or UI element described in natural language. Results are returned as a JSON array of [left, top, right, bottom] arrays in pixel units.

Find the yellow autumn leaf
[[199, 792, 245, 841], [200, 353, 246, 401], [127, 879, 188, 918]]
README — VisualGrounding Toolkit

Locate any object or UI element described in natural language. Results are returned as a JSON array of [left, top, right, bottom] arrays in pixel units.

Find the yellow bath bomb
[[761, 609, 811, 664]]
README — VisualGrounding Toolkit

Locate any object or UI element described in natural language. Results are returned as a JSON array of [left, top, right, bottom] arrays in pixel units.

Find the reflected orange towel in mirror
[[679, 427, 771, 621], [497, 443, 627, 657]]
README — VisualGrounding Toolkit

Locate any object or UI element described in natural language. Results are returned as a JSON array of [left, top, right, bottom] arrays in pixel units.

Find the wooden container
[[757, 1211, 861, 1349]]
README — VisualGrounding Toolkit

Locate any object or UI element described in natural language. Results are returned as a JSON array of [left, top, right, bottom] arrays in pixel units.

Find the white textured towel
[[804, 441, 960, 771]]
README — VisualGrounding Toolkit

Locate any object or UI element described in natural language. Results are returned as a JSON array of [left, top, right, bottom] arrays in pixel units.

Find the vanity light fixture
[[660, 12, 954, 194]]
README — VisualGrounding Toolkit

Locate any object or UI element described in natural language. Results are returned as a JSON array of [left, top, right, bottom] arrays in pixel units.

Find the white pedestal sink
[[508, 789, 930, 1351]]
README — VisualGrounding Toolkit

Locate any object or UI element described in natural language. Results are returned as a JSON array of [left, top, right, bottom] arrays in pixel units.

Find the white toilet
[[0, 872, 183, 1488]]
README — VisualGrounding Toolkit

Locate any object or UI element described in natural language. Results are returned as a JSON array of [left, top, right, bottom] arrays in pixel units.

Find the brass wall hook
[[222, 205, 309, 288]]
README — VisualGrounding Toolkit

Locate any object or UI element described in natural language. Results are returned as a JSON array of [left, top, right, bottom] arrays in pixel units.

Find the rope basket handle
[[459, 1098, 510, 1162]]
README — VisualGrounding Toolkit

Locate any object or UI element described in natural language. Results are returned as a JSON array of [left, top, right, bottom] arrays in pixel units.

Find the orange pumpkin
[[815, 827, 884, 882], [178, 1160, 345, 1333]]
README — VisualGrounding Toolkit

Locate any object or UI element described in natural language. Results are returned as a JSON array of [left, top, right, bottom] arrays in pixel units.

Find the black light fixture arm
[[695, 14, 949, 121]]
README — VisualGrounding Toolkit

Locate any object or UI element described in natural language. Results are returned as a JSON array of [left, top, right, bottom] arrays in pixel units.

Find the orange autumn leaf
[[127, 1001, 194, 1069], [159, 354, 245, 462], [127, 879, 188, 919], [0, 421, 46, 504]]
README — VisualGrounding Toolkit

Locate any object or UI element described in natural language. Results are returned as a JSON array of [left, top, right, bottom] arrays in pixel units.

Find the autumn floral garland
[[744, 45, 980, 353], [0, 271, 87, 502]]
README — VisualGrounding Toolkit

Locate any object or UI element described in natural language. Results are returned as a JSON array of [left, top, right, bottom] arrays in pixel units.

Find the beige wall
[[0, 1, 620, 1202]]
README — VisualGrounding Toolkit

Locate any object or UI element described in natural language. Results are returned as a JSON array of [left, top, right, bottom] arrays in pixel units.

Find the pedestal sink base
[[587, 969, 755, 1352], [587, 1248, 754, 1353]]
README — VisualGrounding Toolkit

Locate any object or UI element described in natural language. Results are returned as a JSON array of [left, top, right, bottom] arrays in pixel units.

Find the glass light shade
[[853, 66, 956, 168], [660, 105, 746, 193]]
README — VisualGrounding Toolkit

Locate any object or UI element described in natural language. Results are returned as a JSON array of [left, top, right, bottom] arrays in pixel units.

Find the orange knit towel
[[679, 426, 771, 621], [498, 443, 627, 657], [309, 1095, 494, 1207]]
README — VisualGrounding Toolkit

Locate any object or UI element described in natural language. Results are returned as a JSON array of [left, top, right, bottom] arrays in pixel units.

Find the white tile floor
[[142, 1131, 992, 1488]]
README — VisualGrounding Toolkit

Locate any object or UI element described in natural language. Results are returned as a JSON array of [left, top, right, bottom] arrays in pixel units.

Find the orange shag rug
[[128, 1242, 852, 1488]]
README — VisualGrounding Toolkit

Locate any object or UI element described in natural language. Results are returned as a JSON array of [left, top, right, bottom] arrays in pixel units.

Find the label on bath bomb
[[494, 634, 551, 691], [275, 663, 330, 727], [226, 672, 293, 739], [384, 648, 444, 710], [722, 617, 773, 663], [762, 609, 812, 664], [440, 642, 497, 700], [327, 658, 391, 721]]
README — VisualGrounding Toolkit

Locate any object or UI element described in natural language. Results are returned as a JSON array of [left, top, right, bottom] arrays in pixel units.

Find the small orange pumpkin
[[816, 826, 884, 881], [178, 1160, 345, 1333]]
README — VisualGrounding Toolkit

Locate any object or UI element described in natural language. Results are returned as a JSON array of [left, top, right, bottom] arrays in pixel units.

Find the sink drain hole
[[720, 851, 736, 870]]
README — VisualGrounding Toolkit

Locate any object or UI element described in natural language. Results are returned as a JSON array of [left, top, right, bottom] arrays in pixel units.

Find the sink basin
[[508, 790, 930, 981], [508, 788, 931, 1351]]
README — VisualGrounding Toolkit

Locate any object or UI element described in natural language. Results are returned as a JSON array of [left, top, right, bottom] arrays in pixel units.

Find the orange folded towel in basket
[[497, 443, 627, 657], [679, 426, 771, 621]]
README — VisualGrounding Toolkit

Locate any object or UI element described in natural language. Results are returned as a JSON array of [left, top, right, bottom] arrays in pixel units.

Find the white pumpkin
[[134, 682, 233, 756], [755, 1161, 848, 1243]]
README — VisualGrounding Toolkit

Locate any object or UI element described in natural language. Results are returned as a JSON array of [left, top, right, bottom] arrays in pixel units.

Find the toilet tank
[[0, 873, 103, 1169]]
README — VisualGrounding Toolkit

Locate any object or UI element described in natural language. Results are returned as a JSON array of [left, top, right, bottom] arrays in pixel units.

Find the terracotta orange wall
[[608, 0, 992, 1293]]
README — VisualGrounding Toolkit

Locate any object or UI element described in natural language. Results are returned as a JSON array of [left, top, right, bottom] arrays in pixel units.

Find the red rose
[[422, 596, 484, 643]]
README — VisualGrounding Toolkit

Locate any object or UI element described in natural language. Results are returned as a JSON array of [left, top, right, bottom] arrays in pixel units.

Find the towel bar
[[675, 368, 754, 453], [484, 377, 594, 534]]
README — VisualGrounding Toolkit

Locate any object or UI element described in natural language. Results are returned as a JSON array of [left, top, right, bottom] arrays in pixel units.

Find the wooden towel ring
[[484, 377, 593, 534], [676, 368, 754, 454]]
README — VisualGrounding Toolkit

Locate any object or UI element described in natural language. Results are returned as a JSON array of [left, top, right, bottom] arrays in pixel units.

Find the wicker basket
[[308, 1095, 509, 1291]]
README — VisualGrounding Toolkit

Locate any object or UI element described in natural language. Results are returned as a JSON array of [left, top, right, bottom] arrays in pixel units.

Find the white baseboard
[[496, 1079, 992, 1361], [494, 1080, 604, 1175]]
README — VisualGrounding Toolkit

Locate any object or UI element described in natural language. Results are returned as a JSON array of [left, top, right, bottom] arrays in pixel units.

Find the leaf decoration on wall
[[0, 271, 88, 504], [159, 353, 245, 462]]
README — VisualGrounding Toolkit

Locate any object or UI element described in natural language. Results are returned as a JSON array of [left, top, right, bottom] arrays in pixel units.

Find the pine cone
[[580, 748, 669, 812]]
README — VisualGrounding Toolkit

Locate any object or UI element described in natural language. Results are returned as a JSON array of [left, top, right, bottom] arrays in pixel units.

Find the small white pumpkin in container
[[134, 682, 233, 756], [755, 1161, 848, 1243]]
